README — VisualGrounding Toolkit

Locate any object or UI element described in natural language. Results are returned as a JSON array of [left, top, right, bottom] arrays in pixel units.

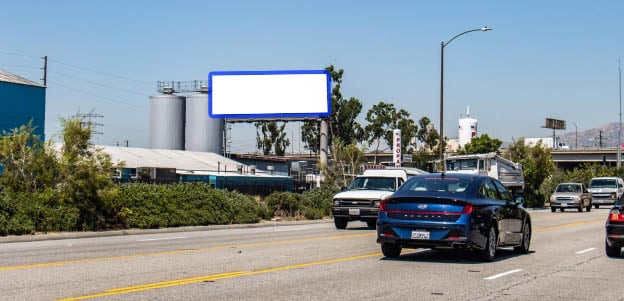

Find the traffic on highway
[[0, 206, 620, 300]]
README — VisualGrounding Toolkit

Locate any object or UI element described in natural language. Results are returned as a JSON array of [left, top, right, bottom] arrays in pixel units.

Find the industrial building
[[100, 145, 293, 194], [0, 69, 46, 139]]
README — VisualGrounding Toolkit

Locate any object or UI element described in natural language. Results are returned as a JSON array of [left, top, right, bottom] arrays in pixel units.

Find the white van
[[587, 177, 624, 208]]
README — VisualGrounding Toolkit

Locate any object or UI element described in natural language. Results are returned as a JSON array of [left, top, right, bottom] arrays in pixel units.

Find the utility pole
[[599, 130, 603, 148], [40, 55, 47, 86]]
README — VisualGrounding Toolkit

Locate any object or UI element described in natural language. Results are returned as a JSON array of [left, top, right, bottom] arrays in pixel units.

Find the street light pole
[[618, 60, 622, 170], [439, 26, 492, 173]]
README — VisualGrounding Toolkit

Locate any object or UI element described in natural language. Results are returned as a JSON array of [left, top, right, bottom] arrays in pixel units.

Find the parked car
[[549, 182, 592, 212], [376, 173, 531, 261], [588, 177, 624, 209], [605, 199, 624, 257]]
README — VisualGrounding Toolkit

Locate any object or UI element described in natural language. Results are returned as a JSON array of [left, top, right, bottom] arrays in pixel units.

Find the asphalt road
[[0, 208, 620, 301]]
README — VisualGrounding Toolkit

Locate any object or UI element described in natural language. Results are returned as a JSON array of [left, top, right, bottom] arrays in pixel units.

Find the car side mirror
[[341, 186, 347, 191], [514, 195, 524, 206]]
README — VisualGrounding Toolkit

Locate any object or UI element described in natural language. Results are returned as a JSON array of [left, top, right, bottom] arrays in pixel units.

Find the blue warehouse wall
[[0, 81, 46, 139]]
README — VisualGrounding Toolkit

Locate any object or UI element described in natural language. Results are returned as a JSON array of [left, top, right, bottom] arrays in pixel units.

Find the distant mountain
[[556, 122, 624, 148]]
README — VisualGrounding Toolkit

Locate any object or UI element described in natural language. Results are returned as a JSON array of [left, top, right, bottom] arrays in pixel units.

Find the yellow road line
[[533, 219, 604, 232], [57, 253, 381, 301], [0, 232, 375, 272]]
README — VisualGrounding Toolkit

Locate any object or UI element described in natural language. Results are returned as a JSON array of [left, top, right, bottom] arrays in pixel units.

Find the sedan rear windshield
[[589, 179, 617, 188], [400, 177, 472, 193]]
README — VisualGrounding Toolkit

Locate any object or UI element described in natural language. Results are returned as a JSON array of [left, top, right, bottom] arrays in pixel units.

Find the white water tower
[[458, 106, 478, 147]]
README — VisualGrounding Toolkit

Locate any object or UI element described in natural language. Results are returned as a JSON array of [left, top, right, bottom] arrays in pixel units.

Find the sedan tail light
[[379, 198, 392, 212], [609, 208, 624, 223]]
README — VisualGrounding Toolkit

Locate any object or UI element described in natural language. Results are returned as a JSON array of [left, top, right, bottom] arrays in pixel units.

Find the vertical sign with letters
[[393, 129, 401, 167]]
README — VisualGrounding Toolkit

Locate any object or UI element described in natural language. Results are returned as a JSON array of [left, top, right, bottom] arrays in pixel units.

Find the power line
[[48, 58, 153, 86], [48, 80, 147, 108], [0, 50, 39, 59], [49, 70, 150, 97], [0, 64, 40, 70], [0, 49, 154, 86]]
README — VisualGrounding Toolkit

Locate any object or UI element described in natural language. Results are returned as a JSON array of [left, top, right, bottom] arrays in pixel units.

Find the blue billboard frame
[[208, 69, 331, 119]]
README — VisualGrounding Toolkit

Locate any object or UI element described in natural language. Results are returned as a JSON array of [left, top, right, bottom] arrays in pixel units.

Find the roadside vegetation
[[0, 120, 339, 236]]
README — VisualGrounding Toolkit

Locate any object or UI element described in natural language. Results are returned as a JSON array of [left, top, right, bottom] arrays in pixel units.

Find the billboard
[[543, 118, 566, 130], [208, 70, 331, 119]]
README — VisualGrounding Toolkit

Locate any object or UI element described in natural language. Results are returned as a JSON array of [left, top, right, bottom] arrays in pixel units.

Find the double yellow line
[[58, 253, 381, 301]]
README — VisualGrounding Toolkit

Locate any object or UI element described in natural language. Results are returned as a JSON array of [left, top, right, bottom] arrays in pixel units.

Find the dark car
[[376, 173, 531, 261], [605, 199, 624, 257]]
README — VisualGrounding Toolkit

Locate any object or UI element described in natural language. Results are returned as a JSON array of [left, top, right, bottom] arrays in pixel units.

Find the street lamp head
[[481, 26, 493, 31]]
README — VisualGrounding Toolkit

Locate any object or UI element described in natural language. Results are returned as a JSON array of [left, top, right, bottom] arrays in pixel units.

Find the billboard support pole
[[320, 119, 328, 172]]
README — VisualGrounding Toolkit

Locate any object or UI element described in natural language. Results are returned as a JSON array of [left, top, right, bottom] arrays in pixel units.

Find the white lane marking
[[484, 269, 522, 280], [274, 228, 309, 232], [137, 236, 187, 242], [575, 248, 596, 254]]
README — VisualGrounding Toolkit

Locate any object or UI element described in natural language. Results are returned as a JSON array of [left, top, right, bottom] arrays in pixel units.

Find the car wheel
[[366, 220, 376, 229], [551, 207, 556, 213], [605, 240, 621, 257], [514, 221, 531, 254], [560, 208, 565, 212], [595, 204, 599, 209], [334, 217, 348, 229], [480, 226, 498, 262], [381, 243, 402, 258]]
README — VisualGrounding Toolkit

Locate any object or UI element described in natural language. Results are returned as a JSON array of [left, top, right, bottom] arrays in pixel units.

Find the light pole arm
[[444, 27, 492, 48], [438, 26, 491, 173]]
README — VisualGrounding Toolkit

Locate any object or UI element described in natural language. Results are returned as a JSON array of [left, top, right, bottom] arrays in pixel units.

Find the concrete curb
[[0, 218, 334, 244]]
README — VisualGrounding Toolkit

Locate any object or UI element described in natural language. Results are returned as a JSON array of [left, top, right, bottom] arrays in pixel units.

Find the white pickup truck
[[331, 168, 425, 229]]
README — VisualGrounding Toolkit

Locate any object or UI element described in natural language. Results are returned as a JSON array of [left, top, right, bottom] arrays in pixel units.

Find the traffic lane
[[0, 212, 609, 300], [471, 210, 620, 301], [60, 216, 606, 301], [1, 225, 379, 300], [0, 222, 356, 267], [528, 208, 607, 229], [52, 213, 611, 300]]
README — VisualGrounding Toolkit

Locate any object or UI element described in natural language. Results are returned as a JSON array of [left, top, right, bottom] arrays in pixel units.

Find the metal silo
[[149, 89, 185, 150], [185, 91, 224, 153]]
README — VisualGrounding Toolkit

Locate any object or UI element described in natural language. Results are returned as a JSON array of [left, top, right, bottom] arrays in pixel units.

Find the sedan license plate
[[411, 230, 430, 240], [349, 208, 360, 216], [560, 203, 568, 207]]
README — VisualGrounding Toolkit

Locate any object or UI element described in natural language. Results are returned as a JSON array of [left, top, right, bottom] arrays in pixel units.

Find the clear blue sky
[[1, 0, 623, 152]]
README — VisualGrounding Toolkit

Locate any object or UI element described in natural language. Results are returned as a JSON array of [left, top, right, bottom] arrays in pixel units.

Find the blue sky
[[1, 1, 623, 152]]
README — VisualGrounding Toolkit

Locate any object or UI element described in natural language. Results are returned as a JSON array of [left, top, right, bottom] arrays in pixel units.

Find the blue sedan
[[376, 173, 531, 261]]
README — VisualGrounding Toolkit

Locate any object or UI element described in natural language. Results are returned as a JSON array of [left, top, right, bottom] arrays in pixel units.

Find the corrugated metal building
[[0, 70, 46, 139], [97, 145, 294, 194]]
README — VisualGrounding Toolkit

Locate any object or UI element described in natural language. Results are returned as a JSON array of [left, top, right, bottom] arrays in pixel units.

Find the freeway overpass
[[546, 148, 621, 170]]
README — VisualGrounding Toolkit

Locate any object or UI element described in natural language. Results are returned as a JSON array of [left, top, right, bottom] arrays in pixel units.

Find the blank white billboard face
[[208, 70, 331, 118]]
